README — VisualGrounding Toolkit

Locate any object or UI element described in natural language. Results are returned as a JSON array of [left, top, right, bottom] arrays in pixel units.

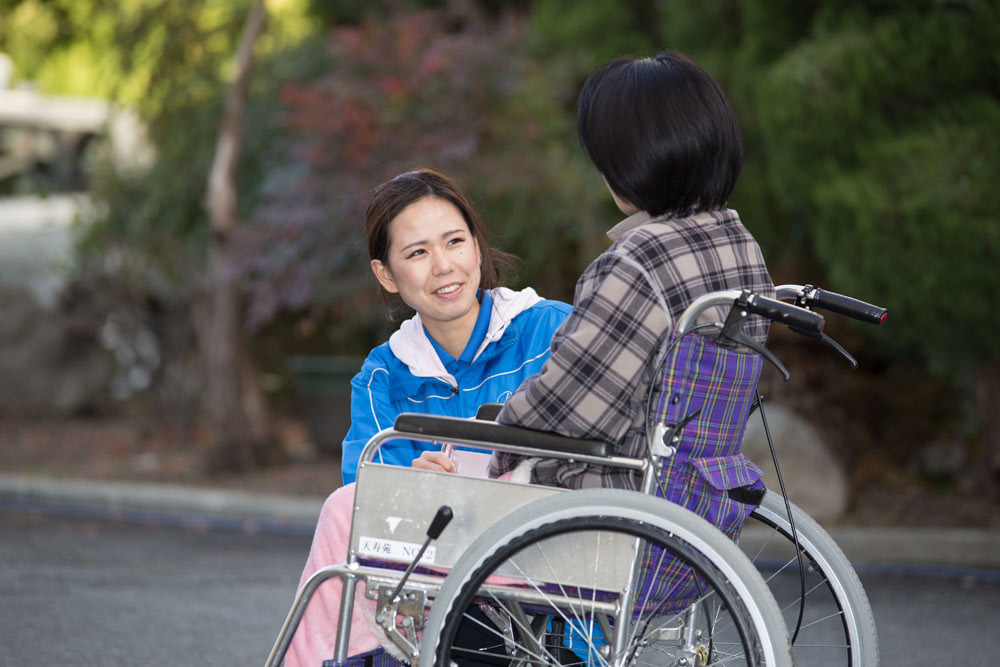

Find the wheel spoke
[[424, 492, 793, 667]]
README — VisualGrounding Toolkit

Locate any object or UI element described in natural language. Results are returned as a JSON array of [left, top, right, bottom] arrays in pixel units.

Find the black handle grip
[[809, 288, 887, 325], [427, 505, 454, 540], [747, 295, 825, 334]]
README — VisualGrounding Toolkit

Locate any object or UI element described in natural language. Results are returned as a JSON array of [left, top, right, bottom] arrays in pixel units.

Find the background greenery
[[2, 0, 997, 492]]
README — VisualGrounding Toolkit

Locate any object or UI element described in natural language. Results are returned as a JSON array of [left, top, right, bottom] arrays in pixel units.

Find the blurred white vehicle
[[0, 54, 150, 308], [0, 54, 155, 410]]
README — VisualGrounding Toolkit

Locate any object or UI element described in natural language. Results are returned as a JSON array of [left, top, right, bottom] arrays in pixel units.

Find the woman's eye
[[447, 237, 466, 246], [405, 248, 426, 259]]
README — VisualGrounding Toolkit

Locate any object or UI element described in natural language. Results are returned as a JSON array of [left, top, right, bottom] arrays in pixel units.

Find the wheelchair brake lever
[[789, 326, 859, 370], [731, 331, 791, 381], [793, 284, 860, 369], [717, 299, 792, 382], [374, 506, 455, 660], [387, 505, 453, 603]]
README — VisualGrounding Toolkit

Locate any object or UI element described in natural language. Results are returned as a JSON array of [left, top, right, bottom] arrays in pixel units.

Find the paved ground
[[3, 510, 999, 666], [0, 511, 308, 666]]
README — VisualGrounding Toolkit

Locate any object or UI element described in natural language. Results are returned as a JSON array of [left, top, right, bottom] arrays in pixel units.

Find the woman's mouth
[[434, 283, 461, 296]]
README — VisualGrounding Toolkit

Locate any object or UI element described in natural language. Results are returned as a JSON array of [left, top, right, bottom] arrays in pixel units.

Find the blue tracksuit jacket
[[341, 287, 571, 484]]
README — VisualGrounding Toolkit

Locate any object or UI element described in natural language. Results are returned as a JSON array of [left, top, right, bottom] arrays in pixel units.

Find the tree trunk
[[201, 0, 274, 471]]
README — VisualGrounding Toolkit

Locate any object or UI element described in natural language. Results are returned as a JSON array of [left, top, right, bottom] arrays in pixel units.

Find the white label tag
[[357, 536, 436, 565]]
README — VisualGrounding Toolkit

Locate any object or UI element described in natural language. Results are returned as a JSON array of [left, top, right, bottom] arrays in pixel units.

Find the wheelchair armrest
[[393, 413, 611, 459], [475, 403, 503, 421]]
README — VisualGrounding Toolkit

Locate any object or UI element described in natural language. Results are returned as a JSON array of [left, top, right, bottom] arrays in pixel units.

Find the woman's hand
[[412, 450, 456, 473]]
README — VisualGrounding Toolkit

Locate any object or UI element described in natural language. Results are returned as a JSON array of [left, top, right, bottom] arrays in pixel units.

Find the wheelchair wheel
[[420, 489, 792, 667], [743, 492, 878, 667]]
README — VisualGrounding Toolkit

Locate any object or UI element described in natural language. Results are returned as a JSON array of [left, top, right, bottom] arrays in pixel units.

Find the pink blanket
[[285, 483, 383, 666], [285, 454, 512, 666]]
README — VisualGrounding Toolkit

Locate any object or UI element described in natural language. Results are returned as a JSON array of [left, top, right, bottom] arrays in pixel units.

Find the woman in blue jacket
[[287, 169, 570, 666], [341, 169, 571, 483]]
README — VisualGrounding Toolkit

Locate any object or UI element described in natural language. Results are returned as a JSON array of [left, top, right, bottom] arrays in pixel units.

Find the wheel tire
[[420, 489, 792, 667], [744, 491, 879, 667]]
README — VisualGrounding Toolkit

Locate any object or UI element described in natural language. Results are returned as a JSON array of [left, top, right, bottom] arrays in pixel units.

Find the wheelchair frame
[[270, 440, 792, 667], [267, 285, 884, 667]]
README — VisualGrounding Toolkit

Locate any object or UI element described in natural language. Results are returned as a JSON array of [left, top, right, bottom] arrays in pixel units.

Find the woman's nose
[[431, 251, 454, 274]]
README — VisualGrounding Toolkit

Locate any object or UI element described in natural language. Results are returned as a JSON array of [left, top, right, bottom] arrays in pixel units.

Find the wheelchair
[[267, 285, 885, 667]]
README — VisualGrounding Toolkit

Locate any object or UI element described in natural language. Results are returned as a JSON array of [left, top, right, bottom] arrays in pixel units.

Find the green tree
[[4, 2, 610, 467], [523, 0, 1000, 486], [527, 0, 662, 73], [658, 0, 1000, 482], [0, 0, 315, 469]]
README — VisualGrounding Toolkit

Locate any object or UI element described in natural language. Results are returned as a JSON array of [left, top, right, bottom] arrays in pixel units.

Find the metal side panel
[[350, 463, 636, 591], [351, 463, 562, 570]]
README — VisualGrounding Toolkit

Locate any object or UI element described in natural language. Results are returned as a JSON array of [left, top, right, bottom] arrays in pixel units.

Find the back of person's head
[[365, 168, 515, 309], [577, 51, 743, 217]]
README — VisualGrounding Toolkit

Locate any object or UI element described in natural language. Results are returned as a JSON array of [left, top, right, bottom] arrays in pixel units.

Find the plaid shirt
[[491, 208, 774, 490]]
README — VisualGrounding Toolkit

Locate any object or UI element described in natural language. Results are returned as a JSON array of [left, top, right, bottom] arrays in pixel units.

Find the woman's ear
[[370, 259, 399, 294]]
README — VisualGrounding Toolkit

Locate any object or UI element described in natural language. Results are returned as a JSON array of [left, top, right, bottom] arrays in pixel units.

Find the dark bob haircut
[[365, 168, 517, 311], [577, 51, 743, 217]]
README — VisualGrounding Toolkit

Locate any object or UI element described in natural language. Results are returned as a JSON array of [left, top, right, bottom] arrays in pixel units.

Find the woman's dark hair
[[365, 168, 517, 310], [577, 51, 743, 217]]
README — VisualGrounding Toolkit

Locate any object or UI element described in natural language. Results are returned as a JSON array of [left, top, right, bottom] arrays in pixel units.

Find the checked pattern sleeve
[[489, 209, 773, 490], [491, 249, 669, 489]]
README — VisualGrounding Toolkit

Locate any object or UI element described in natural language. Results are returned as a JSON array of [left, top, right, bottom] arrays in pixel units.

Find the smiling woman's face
[[370, 196, 483, 341]]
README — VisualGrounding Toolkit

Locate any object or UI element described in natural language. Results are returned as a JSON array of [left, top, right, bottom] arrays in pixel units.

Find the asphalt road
[[2, 511, 999, 666], [861, 570, 1000, 667], [0, 511, 310, 666]]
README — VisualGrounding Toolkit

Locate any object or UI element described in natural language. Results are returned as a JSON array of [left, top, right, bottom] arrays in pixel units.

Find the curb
[[2, 474, 998, 573], [0, 474, 323, 534], [820, 525, 1000, 573], [742, 523, 1000, 574]]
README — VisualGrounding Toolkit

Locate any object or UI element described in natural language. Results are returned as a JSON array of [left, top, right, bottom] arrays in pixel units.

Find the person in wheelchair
[[491, 50, 775, 540], [287, 169, 571, 667]]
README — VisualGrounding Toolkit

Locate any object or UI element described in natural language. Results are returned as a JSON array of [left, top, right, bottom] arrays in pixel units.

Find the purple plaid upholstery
[[323, 648, 406, 667], [634, 332, 765, 615], [479, 334, 766, 621]]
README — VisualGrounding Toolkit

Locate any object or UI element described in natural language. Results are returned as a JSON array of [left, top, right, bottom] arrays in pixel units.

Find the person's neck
[[423, 303, 481, 360]]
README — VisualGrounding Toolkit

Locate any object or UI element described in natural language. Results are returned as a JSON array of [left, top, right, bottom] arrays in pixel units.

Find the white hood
[[388, 287, 544, 386]]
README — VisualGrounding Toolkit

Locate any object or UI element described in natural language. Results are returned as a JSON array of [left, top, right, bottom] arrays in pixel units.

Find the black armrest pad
[[393, 413, 610, 459], [475, 403, 503, 421]]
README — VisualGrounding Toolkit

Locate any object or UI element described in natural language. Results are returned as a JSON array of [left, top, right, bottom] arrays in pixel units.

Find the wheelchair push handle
[[743, 293, 825, 334], [776, 284, 888, 326], [806, 286, 887, 325], [675, 289, 822, 336], [772, 284, 888, 369]]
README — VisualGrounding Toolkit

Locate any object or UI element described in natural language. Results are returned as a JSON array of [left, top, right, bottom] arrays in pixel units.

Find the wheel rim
[[742, 495, 877, 667], [435, 516, 768, 666]]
